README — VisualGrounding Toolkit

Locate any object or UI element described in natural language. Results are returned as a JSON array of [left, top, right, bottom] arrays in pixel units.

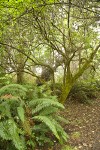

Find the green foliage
[[69, 81, 98, 104], [50, 83, 62, 98], [25, 83, 52, 101], [0, 84, 68, 149], [0, 119, 25, 150], [0, 84, 26, 149], [29, 98, 64, 112], [0, 84, 27, 98], [29, 96, 68, 145], [33, 115, 60, 140], [0, 74, 12, 87], [17, 106, 25, 123]]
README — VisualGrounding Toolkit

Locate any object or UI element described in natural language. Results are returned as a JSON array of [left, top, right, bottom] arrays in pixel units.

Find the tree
[[29, 0, 100, 103], [0, 0, 100, 102]]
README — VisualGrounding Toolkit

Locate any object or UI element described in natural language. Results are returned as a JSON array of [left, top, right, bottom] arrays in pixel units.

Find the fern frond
[[29, 96, 58, 107], [33, 115, 60, 140], [39, 106, 58, 115], [17, 106, 25, 123], [0, 84, 67, 149], [0, 102, 11, 117], [55, 116, 69, 124], [0, 84, 27, 98], [48, 117, 68, 143], [0, 122, 11, 140], [30, 98, 64, 115], [32, 100, 64, 115], [33, 123, 49, 132], [7, 119, 25, 150]]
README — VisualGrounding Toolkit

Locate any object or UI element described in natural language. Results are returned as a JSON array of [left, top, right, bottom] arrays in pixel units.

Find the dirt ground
[[53, 93, 100, 150]]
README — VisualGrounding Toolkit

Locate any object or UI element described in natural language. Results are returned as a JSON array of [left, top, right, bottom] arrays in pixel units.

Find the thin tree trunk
[[16, 53, 24, 84], [17, 64, 24, 84]]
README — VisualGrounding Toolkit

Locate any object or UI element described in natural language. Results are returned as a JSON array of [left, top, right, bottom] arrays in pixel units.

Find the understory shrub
[[0, 84, 68, 150], [0, 74, 12, 88], [69, 81, 98, 104], [50, 82, 62, 97], [0, 84, 27, 98]]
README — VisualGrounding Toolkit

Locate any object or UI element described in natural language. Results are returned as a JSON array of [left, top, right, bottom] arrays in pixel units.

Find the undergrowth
[[0, 84, 68, 150], [69, 81, 98, 104]]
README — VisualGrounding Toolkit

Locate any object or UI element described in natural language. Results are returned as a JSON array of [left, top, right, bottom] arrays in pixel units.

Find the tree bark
[[16, 63, 24, 84], [60, 43, 100, 103], [61, 76, 73, 103]]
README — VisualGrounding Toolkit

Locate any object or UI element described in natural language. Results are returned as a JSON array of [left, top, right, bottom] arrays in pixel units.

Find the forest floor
[[53, 93, 100, 150]]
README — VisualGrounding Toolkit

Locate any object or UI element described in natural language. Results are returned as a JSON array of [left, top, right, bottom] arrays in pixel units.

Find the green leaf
[[30, 98, 64, 107], [31, 99, 64, 114], [33, 115, 60, 140], [8, 119, 25, 150], [49, 118, 68, 143], [56, 116, 69, 124], [0, 122, 11, 140], [17, 106, 25, 123]]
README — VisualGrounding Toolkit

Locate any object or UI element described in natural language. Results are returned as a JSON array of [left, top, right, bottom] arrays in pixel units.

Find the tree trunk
[[60, 44, 100, 104], [16, 49, 25, 84], [60, 76, 74, 103], [17, 71, 24, 84], [16, 61, 24, 84]]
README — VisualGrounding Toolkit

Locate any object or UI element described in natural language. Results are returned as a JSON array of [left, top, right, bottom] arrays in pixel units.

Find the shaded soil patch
[[53, 94, 100, 150]]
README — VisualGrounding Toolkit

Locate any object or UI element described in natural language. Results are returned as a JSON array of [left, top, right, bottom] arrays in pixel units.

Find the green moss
[[60, 76, 74, 103]]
